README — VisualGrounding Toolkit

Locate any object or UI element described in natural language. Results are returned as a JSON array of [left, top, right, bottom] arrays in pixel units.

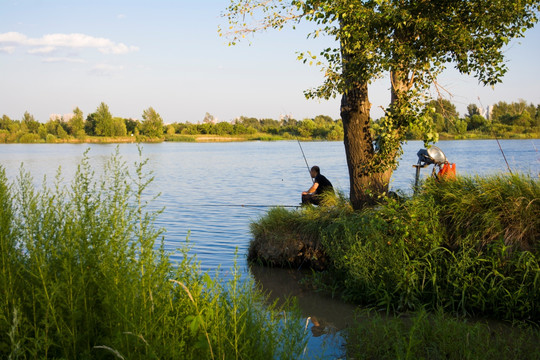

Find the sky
[[1, 0, 540, 124]]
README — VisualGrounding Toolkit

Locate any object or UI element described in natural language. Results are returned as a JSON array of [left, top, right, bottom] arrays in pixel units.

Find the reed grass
[[0, 147, 308, 359]]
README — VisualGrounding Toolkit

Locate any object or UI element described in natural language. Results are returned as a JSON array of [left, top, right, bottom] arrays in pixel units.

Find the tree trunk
[[341, 82, 393, 210]]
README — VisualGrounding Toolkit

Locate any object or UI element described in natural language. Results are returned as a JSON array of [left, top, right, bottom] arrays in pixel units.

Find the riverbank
[[2, 131, 539, 144], [0, 133, 292, 144]]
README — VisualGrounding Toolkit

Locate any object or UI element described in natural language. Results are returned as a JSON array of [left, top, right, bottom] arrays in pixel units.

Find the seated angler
[[301, 166, 334, 205]]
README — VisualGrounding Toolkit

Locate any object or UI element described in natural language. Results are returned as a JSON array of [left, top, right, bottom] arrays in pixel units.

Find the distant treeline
[[402, 99, 540, 140], [1, 100, 539, 143]]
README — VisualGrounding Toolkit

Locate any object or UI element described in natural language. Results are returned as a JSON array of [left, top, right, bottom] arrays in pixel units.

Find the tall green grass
[[251, 174, 540, 322], [346, 309, 540, 359], [0, 147, 308, 359]]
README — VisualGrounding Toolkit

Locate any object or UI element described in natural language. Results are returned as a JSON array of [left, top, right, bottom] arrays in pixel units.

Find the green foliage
[[0, 148, 308, 359], [346, 309, 540, 359]]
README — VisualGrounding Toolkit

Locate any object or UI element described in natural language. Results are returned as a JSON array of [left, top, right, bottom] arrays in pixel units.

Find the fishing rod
[[297, 139, 314, 183]]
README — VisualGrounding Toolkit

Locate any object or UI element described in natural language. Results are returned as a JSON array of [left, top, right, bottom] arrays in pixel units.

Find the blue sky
[[1, 0, 539, 124]]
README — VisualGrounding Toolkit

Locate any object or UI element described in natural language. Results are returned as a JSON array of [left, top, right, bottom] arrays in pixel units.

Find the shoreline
[[1, 132, 539, 144]]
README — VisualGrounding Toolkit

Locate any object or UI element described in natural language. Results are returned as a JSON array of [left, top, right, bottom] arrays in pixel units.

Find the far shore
[[1, 132, 539, 144]]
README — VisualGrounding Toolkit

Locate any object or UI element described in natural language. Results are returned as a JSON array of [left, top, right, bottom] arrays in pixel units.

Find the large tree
[[141, 107, 164, 138], [222, 0, 539, 209], [94, 102, 114, 137], [68, 107, 85, 136]]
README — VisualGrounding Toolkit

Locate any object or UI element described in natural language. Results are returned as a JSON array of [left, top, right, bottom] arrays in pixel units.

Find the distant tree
[[427, 99, 459, 133], [0, 115, 12, 131], [166, 125, 176, 136], [85, 113, 97, 136], [491, 100, 536, 127], [94, 102, 114, 136], [45, 119, 59, 135], [215, 121, 234, 135], [454, 119, 468, 134], [124, 118, 139, 135], [314, 115, 334, 126], [203, 112, 216, 124], [236, 116, 259, 130], [298, 119, 315, 138], [38, 125, 47, 140], [466, 104, 481, 118], [467, 114, 487, 131], [56, 124, 68, 139], [141, 107, 164, 138], [22, 112, 40, 134], [514, 110, 533, 127], [68, 107, 85, 136], [112, 117, 127, 136]]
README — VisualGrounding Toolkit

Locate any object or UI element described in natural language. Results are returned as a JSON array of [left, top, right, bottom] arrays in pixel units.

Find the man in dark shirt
[[301, 166, 334, 205]]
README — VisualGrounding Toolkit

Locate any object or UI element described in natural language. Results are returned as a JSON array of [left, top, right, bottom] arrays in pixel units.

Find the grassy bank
[[250, 174, 540, 322], [0, 148, 308, 359]]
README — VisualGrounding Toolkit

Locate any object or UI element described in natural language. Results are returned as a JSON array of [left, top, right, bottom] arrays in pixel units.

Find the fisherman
[[302, 166, 334, 205]]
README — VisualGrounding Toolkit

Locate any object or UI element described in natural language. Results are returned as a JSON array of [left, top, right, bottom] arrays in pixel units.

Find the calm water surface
[[1, 139, 539, 358]]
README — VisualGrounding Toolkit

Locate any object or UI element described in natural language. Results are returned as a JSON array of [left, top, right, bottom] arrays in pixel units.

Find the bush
[[17, 133, 41, 143], [0, 147, 308, 359]]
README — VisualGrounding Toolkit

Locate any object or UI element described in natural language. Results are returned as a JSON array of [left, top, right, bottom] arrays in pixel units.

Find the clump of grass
[[0, 147, 308, 359], [421, 174, 540, 251], [248, 191, 352, 269], [346, 309, 540, 360]]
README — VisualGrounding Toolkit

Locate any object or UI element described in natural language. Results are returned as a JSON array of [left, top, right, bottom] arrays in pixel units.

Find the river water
[[1, 139, 539, 358]]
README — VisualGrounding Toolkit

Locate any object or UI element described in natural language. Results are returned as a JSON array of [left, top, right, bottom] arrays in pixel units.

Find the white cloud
[[42, 57, 86, 63], [0, 31, 139, 55], [88, 63, 124, 77], [117, 14, 126, 19], [0, 32, 27, 43], [0, 46, 15, 54], [27, 46, 56, 54]]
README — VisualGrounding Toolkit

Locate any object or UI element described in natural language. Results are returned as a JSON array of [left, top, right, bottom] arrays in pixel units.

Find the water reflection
[[250, 264, 357, 358]]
